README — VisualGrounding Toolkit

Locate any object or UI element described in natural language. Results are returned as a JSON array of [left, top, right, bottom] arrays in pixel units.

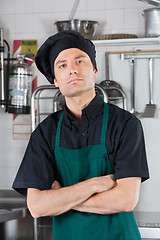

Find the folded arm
[[27, 174, 116, 218], [73, 177, 141, 214]]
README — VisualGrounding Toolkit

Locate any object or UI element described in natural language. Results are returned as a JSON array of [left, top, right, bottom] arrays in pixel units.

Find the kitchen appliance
[[143, 58, 156, 117], [8, 54, 33, 114], [142, 8, 160, 37]]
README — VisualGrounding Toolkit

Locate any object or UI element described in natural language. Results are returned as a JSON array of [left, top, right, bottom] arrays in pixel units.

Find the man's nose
[[69, 63, 78, 75]]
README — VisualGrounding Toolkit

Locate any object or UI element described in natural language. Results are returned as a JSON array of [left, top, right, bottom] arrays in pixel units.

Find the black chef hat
[[35, 30, 97, 84]]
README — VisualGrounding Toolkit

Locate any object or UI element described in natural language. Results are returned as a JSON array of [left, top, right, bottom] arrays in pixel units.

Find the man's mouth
[[67, 78, 82, 84]]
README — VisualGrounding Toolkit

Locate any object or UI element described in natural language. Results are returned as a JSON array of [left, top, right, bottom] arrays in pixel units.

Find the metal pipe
[[31, 84, 108, 132], [130, 59, 135, 114], [95, 84, 108, 103], [149, 58, 153, 104], [33, 218, 38, 240], [31, 85, 58, 132], [0, 28, 5, 108], [4, 39, 10, 112], [36, 89, 43, 125], [104, 86, 127, 110]]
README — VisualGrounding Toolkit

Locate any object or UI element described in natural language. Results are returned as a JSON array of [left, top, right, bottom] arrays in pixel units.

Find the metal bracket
[[120, 52, 160, 60]]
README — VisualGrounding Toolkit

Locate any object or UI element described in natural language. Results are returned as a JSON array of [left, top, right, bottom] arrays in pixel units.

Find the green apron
[[53, 103, 141, 240]]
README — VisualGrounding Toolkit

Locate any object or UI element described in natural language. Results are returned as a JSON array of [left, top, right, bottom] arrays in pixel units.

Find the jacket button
[[82, 132, 86, 136]]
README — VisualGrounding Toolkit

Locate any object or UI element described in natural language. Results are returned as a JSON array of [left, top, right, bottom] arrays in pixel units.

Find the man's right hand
[[51, 180, 61, 190], [92, 174, 117, 193]]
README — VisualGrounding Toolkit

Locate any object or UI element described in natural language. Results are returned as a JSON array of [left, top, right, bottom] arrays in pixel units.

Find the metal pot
[[55, 19, 98, 39], [143, 8, 160, 37]]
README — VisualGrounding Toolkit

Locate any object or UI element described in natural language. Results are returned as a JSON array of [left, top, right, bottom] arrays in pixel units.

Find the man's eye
[[59, 64, 66, 69], [77, 60, 84, 64]]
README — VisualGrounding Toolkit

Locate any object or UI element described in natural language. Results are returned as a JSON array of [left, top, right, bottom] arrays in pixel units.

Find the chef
[[13, 30, 149, 240]]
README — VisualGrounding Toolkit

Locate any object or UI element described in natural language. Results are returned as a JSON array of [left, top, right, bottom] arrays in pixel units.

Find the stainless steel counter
[[134, 211, 160, 239], [0, 207, 27, 223], [0, 189, 34, 240], [134, 211, 160, 228], [0, 190, 160, 240], [0, 189, 27, 223]]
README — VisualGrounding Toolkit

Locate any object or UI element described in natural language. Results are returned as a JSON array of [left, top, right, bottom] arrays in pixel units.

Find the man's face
[[54, 48, 98, 98]]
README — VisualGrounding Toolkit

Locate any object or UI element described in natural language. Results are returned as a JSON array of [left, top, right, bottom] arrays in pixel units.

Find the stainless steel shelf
[[93, 36, 160, 47]]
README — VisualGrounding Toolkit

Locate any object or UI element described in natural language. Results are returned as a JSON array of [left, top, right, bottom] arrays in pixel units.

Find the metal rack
[[100, 82, 127, 110], [31, 84, 108, 132], [120, 51, 160, 117], [31, 83, 108, 240]]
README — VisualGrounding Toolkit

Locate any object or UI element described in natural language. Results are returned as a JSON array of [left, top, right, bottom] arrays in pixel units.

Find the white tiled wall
[[0, 0, 153, 45], [0, 0, 158, 212]]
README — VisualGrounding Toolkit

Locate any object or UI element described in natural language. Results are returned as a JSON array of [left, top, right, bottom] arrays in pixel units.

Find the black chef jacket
[[12, 93, 149, 196]]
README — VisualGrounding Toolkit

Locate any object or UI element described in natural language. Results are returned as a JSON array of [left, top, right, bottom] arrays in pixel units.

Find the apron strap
[[100, 103, 109, 144], [55, 112, 64, 148]]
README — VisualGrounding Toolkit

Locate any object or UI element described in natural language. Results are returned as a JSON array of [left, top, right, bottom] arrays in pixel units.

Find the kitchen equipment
[[102, 54, 127, 110], [121, 51, 160, 117], [99, 80, 127, 110], [8, 54, 33, 114], [142, 8, 160, 37], [0, 190, 34, 240], [55, 0, 98, 39], [55, 19, 98, 39], [129, 59, 141, 116], [0, 28, 11, 112], [138, 0, 160, 7], [143, 58, 156, 117], [52, 84, 108, 112], [53, 84, 108, 112], [31, 84, 108, 131], [120, 53, 141, 116], [68, 0, 80, 20]]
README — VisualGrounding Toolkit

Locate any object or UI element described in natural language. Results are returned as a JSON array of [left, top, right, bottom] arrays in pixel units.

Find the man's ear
[[94, 68, 98, 78], [54, 78, 59, 87]]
